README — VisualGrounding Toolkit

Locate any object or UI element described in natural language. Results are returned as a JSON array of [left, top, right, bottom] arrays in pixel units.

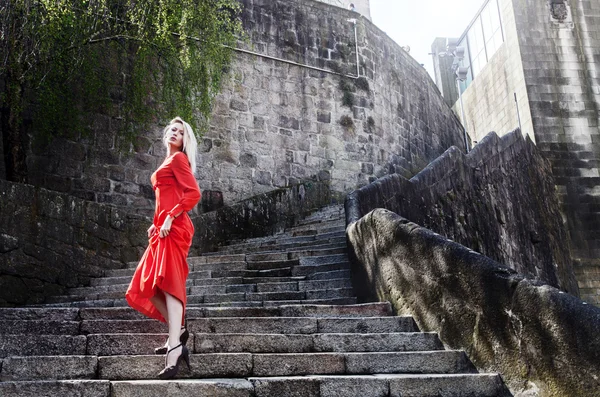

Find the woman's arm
[[167, 152, 201, 219]]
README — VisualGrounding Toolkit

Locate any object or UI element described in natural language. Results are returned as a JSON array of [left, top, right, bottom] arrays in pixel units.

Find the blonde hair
[[162, 117, 197, 175]]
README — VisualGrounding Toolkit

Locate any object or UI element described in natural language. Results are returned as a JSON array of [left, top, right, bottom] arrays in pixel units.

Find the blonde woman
[[126, 117, 201, 379]]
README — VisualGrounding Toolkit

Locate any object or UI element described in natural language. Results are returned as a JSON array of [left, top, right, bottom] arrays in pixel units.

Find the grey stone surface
[[319, 376, 389, 397], [0, 356, 98, 381], [188, 317, 318, 334], [385, 373, 510, 397], [251, 376, 321, 397], [86, 334, 173, 356], [0, 320, 80, 335], [98, 354, 252, 380], [344, 351, 474, 374], [252, 353, 345, 376], [346, 130, 577, 295], [0, 380, 110, 397], [110, 379, 253, 397], [80, 320, 166, 334], [195, 333, 313, 354], [317, 317, 417, 333], [347, 208, 600, 397], [0, 335, 87, 358], [313, 333, 444, 353]]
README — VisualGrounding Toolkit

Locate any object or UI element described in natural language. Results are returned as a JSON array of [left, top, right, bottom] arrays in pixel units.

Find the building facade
[[433, 0, 600, 305]]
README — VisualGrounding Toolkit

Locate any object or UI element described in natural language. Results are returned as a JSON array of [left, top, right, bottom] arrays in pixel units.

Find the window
[[457, 0, 504, 90]]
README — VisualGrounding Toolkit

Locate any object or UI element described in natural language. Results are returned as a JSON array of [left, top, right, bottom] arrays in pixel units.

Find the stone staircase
[[0, 204, 511, 396]]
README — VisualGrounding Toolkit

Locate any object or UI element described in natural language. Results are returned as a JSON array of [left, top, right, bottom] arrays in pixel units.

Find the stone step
[[0, 375, 508, 397], [38, 296, 359, 309], [67, 352, 464, 381], [307, 269, 351, 280], [0, 320, 81, 335], [0, 351, 472, 381], [77, 303, 394, 321], [0, 380, 111, 397], [249, 374, 509, 397], [219, 242, 347, 256], [292, 262, 351, 277], [194, 333, 440, 354], [187, 316, 416, 335], [78, 316, 411, 335], [86, 331, 433, 356], [92, 266, 298, 284], [219, 233, 346, 251], [0, 308, 80, 321], [0, 335, 87, 358], [289, 225, 346, 237]]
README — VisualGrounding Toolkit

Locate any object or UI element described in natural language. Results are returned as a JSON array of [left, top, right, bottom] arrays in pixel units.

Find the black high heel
[[158, 343, 191, 380], [155, 327, 189, 354]]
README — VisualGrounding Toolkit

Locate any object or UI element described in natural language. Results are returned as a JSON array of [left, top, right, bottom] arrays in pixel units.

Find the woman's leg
[[164, 291, 184, 367], [149, 290, 169, 323]]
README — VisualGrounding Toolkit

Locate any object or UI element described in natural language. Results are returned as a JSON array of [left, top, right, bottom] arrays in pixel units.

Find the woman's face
[[166, 122, 185, 150]]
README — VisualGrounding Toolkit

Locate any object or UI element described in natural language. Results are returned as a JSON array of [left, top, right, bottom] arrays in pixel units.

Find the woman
[[126, 117, 201, 379]]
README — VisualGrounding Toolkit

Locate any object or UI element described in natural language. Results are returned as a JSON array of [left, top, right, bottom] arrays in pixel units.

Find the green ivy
[[1, 0, 243, 146]]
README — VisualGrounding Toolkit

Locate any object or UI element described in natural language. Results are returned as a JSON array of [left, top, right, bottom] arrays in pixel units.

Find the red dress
[[126, 151, 201, 323]]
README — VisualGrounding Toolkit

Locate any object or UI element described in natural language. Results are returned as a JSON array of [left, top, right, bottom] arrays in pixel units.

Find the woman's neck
[[167, 147, 183, 157]]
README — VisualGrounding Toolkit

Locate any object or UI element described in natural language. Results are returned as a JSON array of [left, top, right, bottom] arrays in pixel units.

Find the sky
[[369, 0, 486, 78]]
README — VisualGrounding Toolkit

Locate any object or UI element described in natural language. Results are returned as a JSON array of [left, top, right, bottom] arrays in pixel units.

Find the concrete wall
[[20, 0, 465, 215], [454, 0, 533, 143], [345, 129, 578, 295], [514, 0, 600, 306], [346, 209, 600, 397]]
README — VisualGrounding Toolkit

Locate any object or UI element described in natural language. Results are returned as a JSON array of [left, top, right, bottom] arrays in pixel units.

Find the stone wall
[[514, 0, 600, 306], [0, 180, 149, 306], [346, 129, 578, 294], [315, 0, 371, 20], [346, 209, 600, 397], [454, 0, 534, 144], [190, 180, 336, 256], [18, 0, 466, 215], [0, 177, 335, 306]]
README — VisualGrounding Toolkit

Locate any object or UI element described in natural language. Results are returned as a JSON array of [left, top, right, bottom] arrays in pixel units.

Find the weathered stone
[[0, 335, 87, 357], [319, 376, 389, 397], [313, 333, 443, 352], [188, 317, 317, 334], [386, 373, 510, 397], [252, 353, 345, 376], [195, 333, 313, 353], [0, 356, 98, 381], [251, 376, 320, 397], [110, 379, 253, 397], [0, 380, 110, 397]]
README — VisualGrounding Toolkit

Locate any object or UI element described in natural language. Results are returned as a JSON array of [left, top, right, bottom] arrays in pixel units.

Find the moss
[[339, 115, 354, 128], [355, 76, 370, 92]]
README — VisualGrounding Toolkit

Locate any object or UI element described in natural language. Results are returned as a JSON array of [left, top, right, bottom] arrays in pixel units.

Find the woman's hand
[[147, 224, 157, 239], [159, 216, 173, 238]]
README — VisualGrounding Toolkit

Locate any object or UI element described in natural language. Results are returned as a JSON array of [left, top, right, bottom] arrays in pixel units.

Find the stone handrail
[[346, 209, 600, 396]]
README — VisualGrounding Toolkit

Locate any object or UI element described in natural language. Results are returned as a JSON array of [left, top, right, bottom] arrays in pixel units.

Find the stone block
[[320, 376, 389, 397], [0, 335, 87, 358], [386, 374, 508, 397], [0, 356, 98, 381], [0, 380, 110, 397], [195, 333, 313, 353], [313, 333, 443, 352], [251, 376, 320, 397], [188, 317, 318, 334], [252, 353, 345, 376], [110, 379, 253, 397]]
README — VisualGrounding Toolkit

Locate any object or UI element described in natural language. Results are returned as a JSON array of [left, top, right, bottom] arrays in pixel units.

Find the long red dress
[[126, 151, 201, 323]]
